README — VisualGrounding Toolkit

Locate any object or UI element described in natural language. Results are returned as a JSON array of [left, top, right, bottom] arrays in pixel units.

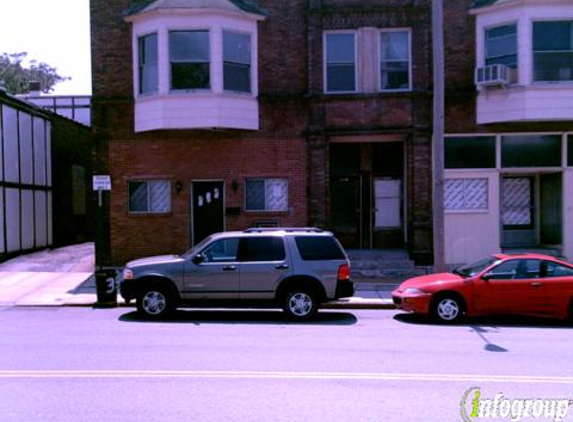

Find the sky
[[0, 0, 92, 95]]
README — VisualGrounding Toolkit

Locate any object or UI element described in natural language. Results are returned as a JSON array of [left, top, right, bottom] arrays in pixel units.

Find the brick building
[[90, 0, 437, 267]]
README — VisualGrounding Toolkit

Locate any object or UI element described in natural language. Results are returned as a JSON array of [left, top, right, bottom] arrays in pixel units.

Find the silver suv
[[120, 228, 354, 320]]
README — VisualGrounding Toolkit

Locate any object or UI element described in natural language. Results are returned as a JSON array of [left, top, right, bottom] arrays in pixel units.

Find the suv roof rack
[[243, 227, 323, 233]]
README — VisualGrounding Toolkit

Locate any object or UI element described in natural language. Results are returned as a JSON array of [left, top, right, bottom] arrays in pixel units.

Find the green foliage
[[0, 52, 70, 94]]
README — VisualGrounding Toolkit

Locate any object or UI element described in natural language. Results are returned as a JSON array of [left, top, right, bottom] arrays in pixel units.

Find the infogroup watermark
[[460, 387, 572, 422]]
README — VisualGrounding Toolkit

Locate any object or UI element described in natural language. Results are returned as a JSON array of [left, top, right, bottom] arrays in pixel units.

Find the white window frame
[[138, 32, 159, 95], [223, 30, 252, 94], [378, 28, 412, 92], [128, 180, 171, 214], [532, 19, 573, 83], [323, 30, 358, 94], [444, 178, 489, 212], [168, 29, 211, 92], [245, 178, 289, 212], [484, 22, 518, 68]]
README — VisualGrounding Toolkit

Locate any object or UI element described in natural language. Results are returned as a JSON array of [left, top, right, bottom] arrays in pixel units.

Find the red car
[[392, 253, 573, 323]]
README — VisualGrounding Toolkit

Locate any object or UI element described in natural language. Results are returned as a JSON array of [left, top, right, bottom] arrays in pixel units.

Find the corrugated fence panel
[[6, 188, 20, 253], [33, 117, 46, 186], [3, 106, 19, 184], [35, 190, 47, 248], [21, 190, 34, 250], [19, 113, 33, 185]]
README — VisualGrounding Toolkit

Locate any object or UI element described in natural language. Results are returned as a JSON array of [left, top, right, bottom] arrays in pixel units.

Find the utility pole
[[432, 0, 446, 272]]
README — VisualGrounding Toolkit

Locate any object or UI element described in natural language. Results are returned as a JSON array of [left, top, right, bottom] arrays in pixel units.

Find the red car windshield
[[454, 256, 499, 278]]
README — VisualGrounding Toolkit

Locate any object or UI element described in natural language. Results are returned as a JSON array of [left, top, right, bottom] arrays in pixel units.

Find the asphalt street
[[1, 307, 572, 421]]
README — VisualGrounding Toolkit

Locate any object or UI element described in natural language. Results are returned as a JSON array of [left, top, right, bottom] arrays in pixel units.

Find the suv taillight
[[337, 263, 351, 281]]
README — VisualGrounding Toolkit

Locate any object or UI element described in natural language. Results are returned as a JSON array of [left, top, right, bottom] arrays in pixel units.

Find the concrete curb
[[323, 298, 396, 310]]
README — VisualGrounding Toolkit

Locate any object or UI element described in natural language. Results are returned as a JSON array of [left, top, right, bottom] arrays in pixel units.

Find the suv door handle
[[275, 264, 289, 270], [530, 282, 542, 287], [222, 265, 237, 271]]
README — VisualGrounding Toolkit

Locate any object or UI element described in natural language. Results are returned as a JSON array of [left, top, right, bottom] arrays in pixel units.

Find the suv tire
[[136, 284, 175, 319], [283, 289, 319, 321]]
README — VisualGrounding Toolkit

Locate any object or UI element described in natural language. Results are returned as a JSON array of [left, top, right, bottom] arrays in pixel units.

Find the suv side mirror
[[192, 254, 205, 265]]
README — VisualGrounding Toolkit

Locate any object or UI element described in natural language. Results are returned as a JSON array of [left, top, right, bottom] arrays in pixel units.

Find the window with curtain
[[380, 31, 411, 91]]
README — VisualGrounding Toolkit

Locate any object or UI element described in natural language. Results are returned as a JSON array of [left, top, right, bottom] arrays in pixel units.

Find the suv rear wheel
[[283, 289, 319, 321], [136, 284, 175, 319]]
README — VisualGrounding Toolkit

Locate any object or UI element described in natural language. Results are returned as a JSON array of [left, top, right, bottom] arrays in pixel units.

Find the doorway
[[329, 142, 404, 248], [191, 181, 225, 245], [501, 174, 561, 248]]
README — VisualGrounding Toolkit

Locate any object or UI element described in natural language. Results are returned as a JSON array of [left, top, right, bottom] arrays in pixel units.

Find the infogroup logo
[[460, 387, 572, 422]]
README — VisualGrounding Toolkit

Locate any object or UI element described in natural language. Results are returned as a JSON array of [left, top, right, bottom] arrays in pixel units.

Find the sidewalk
[[0, 243, 396, 309]]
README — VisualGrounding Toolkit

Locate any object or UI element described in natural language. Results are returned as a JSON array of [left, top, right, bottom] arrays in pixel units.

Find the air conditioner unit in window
[[475, 64, 510, 87]]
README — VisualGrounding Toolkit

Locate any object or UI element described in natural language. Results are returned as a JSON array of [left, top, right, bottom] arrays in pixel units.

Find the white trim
[[323, 30, 358, 94]]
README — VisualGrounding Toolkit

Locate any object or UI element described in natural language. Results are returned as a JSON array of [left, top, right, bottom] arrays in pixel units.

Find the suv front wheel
[[283, 289, 319, 321], [136, 284, 175, 319]]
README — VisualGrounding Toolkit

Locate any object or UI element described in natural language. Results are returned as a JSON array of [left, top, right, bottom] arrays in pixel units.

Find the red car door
[[540, 260, 573, 317], [473, 259, 546, 315]]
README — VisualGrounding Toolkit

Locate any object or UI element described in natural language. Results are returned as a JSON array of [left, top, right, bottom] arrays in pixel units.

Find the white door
[[374, 179, 401, 228]]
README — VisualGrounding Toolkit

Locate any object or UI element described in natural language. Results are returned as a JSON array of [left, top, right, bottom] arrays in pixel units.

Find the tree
[[0, 52, 70, 95]]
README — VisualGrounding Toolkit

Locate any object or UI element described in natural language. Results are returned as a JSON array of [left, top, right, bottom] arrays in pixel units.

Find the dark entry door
[[330, 176, 361, 248], [192, 181, 224, 245], [540, 173, 562, 245]]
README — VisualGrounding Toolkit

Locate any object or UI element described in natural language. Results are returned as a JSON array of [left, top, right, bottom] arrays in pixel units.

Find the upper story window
[[533, 21, 573, 82], [169, 31, 210, 90], [224, 31, 251, 93], [324, 32, 356, 93], [138, 33, 158, 94], [485, 24, 517, 68], [380, 30, 411, 91]]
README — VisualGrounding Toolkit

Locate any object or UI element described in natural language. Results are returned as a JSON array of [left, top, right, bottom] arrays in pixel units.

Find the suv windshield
[[454, 256, 499, 278]]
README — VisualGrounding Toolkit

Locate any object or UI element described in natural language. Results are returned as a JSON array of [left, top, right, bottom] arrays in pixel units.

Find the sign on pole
[[93, 175, 112, 206], [93, 175, 112, 191]]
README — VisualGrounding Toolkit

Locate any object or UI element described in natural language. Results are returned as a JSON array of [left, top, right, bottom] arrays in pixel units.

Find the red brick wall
[[108, 136, 307, 264]]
